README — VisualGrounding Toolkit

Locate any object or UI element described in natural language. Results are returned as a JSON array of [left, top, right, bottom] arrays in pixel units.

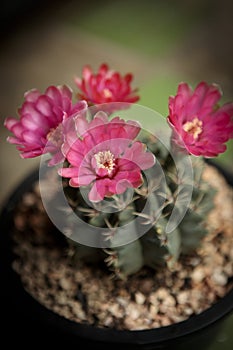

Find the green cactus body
[[64, 133, 216, 279]]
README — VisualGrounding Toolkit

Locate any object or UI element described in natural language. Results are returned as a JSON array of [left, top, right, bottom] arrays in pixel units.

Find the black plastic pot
[[0, 161, 233, 350]]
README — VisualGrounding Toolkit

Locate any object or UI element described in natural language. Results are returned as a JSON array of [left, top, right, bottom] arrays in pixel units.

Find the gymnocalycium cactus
[[5, 63, 233, 279]]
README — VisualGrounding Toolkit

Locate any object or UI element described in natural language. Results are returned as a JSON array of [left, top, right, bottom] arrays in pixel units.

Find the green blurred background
[[0, 0, 232, 348]]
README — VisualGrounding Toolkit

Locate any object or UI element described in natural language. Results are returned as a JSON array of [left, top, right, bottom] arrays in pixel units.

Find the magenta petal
[[174, 95, 185, 114], [58, 167, 79, 178], [193, 82, 208, 101], [88, 182, 104, 202], [124, 119, 141, 139], [167, 81, 233, 157], [117, 158, 138, 173], [58, 85, 73, 100], [45, 86, 63, 106], [5, 83, 83, 160], [115, 179, 132, 194], [109, 116, 139, 138], [74, 77, 82, 89], [78, 173, 96, 186], [177, 83, 191, 102], [36, 96, 54, 117], [69, 178, 80, 187], [60, 96, 72, 113], [115, 168, 142, 187], [22, 130, 39, 143], [21, 115, 47, 132], [137, 152, 155, 170], [123, 141, 155, 170], [24, 89, 40, 102], [4, 117, 19, 130], [20, 149, 44, 158], [75, 114, 89, 137], [110, 126, 128, 140], [90, 111, 109, 126], [65, 148, 84, 167], [72, 100, 87, 115], [11, 123, 33, 139], [82, 65, 93, 81], [21, 102, 43, 118], [186, 94, 201, 115], [74, 63, 139, 110], [62, 117, 79, 150], [6, 136, 21, 144], [48, 151, 64, 166], [96, 167, 108, 177], [202, 89, 221, 109]]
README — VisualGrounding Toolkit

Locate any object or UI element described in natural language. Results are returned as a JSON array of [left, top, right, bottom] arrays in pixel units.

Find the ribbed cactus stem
[[105, 201, 144, 278], [67, 133, 217, 279]]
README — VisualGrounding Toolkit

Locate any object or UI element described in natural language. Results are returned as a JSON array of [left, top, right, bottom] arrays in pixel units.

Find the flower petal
[[167, 81, 233, 157]]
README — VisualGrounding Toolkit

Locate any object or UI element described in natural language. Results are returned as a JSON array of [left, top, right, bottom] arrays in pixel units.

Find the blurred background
[[0, 0, 233, 347]]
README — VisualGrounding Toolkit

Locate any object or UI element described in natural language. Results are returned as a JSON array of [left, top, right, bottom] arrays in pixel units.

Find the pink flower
[[4, 85, 87, 165], [167, 82, 233, 157], [74, 63, 140, 106], [59, 112, 155, 202]]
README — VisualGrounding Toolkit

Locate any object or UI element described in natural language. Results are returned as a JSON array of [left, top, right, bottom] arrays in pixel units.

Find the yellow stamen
[[183, 117, 203, 140], [102, 88, 113, 98], [94, 150, 115, 174]]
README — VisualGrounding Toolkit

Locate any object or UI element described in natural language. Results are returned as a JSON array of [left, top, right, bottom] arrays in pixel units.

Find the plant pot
[[0, 161, 233, 350]]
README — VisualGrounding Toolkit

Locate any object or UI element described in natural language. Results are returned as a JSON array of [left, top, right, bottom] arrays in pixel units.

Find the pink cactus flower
[[4, 85, 87, 165], [59, 112, 155, 202], [74, 63, 140, 106], [167, 81, 233, 157]]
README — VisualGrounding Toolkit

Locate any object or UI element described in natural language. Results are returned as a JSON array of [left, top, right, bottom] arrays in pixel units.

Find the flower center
[[102, 88, 113, 99], [183, 117, 203, 140], [47, 124, 63, 147], [94, 150, 115, 174]]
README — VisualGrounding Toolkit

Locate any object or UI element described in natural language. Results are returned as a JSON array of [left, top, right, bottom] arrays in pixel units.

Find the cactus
[[62, 132, 216, 279], [4, 64, 232, 280]]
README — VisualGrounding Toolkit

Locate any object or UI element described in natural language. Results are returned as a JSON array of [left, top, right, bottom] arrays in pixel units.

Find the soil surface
[[11, 164, 233, 330]]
